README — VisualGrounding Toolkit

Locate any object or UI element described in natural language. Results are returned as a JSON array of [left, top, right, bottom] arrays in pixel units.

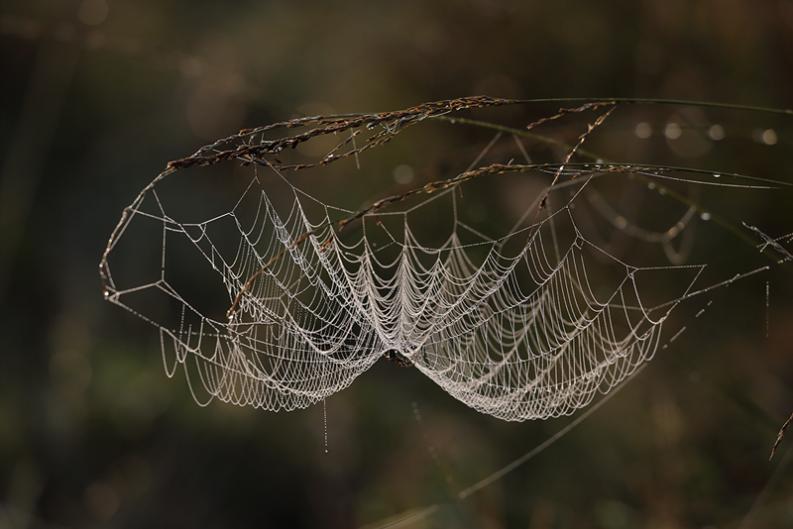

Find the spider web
[[99, 97, 791, 422]]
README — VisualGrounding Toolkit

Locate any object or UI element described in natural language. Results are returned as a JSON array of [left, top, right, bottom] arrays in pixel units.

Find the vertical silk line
[[765, 280, 770, 339], [323, 398, 329, 454]]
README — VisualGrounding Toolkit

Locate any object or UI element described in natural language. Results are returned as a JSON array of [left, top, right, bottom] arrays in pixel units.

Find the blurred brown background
[[2, 1, 793, 528]]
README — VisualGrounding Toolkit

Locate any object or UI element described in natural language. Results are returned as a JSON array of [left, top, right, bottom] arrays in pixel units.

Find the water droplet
[[393, 164, 415, 185], [713, 173, 720, 178], [664, 122, 682, 140], [634, 122, 652, 139], [700, 211, 711, 221], [707, 124, 725, 141], [762, 128, 778, 146]]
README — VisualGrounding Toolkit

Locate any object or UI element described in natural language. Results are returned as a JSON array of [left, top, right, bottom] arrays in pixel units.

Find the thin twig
[[770, 410, 793, 460]]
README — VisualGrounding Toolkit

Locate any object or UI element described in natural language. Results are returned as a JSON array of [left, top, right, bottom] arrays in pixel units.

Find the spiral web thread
[[100, 97, 789, 422]]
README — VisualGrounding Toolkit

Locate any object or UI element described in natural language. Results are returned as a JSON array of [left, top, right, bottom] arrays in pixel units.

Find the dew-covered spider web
[[100, 96, 793, 423]]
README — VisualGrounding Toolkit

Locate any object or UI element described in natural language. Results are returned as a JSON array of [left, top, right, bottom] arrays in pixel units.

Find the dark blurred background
[[2, 1, 793, 528]]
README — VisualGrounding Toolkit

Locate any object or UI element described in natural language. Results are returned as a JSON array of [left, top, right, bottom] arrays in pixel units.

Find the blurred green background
[[2, 1, 793, 528]]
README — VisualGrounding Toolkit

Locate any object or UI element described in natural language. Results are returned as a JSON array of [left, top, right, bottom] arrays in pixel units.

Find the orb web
[[99, 97, 792, 421]]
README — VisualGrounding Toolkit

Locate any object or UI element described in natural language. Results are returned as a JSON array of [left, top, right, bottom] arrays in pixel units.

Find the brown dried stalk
[[538, 105, 615, 210], [770, 410, 793, 460], [526, 101, 615, 131], [167, 96, 516, 172]]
